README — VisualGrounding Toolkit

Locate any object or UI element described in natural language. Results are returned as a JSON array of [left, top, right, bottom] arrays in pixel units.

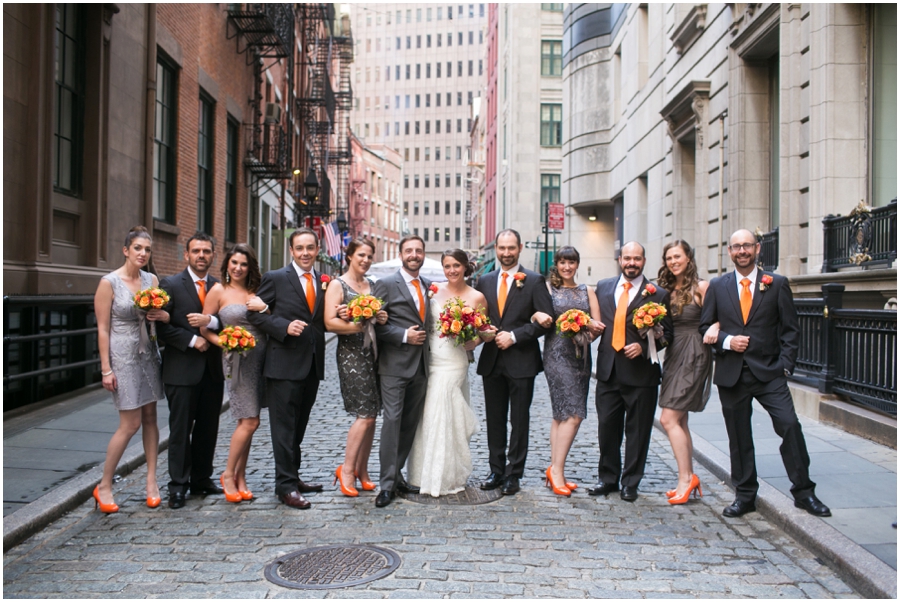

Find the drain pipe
[[144, 5, 157, 232], [717, 111, 726, 275]]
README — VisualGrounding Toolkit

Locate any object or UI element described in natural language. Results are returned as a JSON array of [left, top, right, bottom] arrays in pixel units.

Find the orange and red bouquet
[[555, 309, 591, 339], [632, 301, 667, 329], [347, 294, 384, 323], [218, 325, 257, 355], [438, 297, 492, 348], [133, 287, 170, 311]]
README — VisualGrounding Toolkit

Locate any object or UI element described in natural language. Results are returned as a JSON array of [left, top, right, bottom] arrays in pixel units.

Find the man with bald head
[[589, 242, 673, 501], [699, 229, 830, 518]]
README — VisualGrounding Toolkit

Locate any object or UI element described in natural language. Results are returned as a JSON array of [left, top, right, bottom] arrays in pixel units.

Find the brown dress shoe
[[279, 491, 311, 509], [297, 480, 324, 493]]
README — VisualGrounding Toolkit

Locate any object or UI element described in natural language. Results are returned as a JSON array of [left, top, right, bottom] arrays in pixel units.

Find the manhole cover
[[264, 544, 401, 590], [399, 484, 503, 505]]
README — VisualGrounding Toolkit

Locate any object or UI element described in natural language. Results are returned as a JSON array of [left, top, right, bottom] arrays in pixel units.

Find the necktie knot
[[741, 278, 750, 289], [623, 281, 632, 291]]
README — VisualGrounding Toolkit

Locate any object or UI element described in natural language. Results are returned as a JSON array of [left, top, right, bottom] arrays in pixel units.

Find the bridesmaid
[[93, 226, 168, 513], [531, 247, 603, 496], [199, 243, 267, 503], [324, 238, 387, 497], [656, 240, 716, 504]]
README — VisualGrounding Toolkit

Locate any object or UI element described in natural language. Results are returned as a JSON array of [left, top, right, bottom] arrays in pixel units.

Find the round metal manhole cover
[[399, 484, 503, 505], [264, 544, 401, 590]]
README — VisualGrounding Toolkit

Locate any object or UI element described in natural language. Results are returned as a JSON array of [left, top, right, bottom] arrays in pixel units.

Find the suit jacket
[[372, 270, 431, 379], [246, 263, 326, 381], [594, 276, 674, 387], [698, 270, 799, 388], [157, 269, 224, 386], [475, 268, 554, 379]]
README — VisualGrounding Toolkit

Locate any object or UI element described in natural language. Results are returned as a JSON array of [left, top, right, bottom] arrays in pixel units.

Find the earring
[[226, 273, 231, 284]]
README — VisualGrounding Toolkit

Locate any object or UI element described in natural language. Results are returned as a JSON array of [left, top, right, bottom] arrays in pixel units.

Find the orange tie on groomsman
[[304, 273, 316, 313], [498, 272, 508, 318], [612, 281, 632, 352], [740, 278, 752, 324], [411, 279, 426, 321], [197, 280, 206, 305]]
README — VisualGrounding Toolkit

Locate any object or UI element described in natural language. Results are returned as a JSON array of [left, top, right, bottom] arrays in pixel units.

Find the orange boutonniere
[[641, 283, 657, 298], [428, 283, 438, 298], [514, 272, 526, 288], [759, 274, 773, 292], [320, 274, 331, 290]]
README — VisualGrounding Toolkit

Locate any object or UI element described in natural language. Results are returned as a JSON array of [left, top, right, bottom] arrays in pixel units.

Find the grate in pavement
[[399, 484, 503, 505], [264, 545, 401, 590]]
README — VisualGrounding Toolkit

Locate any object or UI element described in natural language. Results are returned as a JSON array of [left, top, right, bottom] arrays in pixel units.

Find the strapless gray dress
[[542, 285, 591, 421], [218, 304, 266, 420], [659, 302, 712, 412], [336, 278, 381, 418], [102, 271, 163, 411]]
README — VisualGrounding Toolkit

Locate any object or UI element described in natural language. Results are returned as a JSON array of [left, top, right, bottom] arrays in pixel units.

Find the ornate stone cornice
[[660, 80, 711, 145], [671, 4, 708, 54]]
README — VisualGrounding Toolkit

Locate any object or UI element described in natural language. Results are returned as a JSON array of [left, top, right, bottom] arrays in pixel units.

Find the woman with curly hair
[[656, 240, 717, 505]]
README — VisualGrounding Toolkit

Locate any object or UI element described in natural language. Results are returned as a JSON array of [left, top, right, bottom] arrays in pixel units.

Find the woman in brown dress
[[657, 240, 717, 505]]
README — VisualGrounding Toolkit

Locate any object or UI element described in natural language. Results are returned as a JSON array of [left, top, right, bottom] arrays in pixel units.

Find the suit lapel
[[483, 272, 500, 322], [285, 264, 306, 303], [627, 279, 648, 312], [311, 269, 324, 318], [394, 271, 421, 324], [181, 270, 202, 311], [724, 272, 743, 321]]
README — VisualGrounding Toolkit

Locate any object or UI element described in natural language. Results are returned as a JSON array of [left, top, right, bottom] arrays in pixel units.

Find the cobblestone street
[[3, 345, 859, 598]]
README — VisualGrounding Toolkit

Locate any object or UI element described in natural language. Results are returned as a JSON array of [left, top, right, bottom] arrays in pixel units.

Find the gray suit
[[372, 269, 432, 493]]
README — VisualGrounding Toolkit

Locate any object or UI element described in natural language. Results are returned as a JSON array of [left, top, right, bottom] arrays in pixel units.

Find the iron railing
[[756, 227, 779, 271], [226, 3, 294, 58], [790, 284, 896, 415], [822, 200, 896, 272], [245, 123, 288, 179]]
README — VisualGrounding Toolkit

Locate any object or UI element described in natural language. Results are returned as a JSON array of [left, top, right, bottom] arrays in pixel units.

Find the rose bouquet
[[219, 325, 257, 385], [132, 287, 170, 343], [347, 293, 384, 357], [437, 297, 492, 362], [632, 300, 667, 364], [556, 309, 592, 362]]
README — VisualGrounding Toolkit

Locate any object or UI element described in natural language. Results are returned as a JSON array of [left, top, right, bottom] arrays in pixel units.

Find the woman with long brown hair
[[199, 243, 267, 503], [656, 240, 717, 504]]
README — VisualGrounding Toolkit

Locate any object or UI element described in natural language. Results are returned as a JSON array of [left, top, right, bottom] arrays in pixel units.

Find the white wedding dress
[[407, 299, 479, 497]]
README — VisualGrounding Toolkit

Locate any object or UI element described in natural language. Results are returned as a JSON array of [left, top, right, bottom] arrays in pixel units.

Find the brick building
[[349, 132, 403, 262]]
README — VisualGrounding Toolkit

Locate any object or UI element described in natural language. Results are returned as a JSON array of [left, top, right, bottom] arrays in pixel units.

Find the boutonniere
[[428, 283, 438, 298], [320, 274, 331, 290], [759, 274, 773, 292], [641, 283, 657, 298], [514, 272, 526, 288]]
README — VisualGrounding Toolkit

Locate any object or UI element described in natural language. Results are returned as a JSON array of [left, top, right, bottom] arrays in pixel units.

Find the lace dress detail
[[336, 278, 381, 418], [407, 299, 478, 496], [102, 271, 163, 411], [218, 304, 266, 420], [543, 285, 591, 421], [659, 301, 712, 412]]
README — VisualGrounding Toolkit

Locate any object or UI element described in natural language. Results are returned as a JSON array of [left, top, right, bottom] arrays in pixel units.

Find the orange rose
[[139, 296, 150, 308], [249, 338, 256, 348], [360, 297, 370, 307], [219, 335, 228, 345], [636, 310, 646, 318], [239, 337, 249, 347], [362, 307, 374, 318], [462, 306, 474, 315], [370, 300, 382, 311], [441, 323, 450, 333], [352, 306, 363, 318], [560, 320, 571, 331], [643, 315, 654, 326], [571, 324, 580, 333], [450, 320, 462, 334], [152, 297, 165, 308], [474, 316, 483, 327], [648, 308, 659, 317]]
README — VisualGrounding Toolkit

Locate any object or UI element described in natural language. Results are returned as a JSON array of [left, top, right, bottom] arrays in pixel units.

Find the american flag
[[323, 220, 341, 260]]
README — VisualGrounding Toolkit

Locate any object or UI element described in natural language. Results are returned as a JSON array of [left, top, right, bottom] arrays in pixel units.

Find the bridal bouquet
[[556, 309, 592, 362], [347, 293, 384, 358], [437, 297, 492, 362], [219, 325, 256, 385], [632, 301, 667, 364], [132, 287, 170, 343]]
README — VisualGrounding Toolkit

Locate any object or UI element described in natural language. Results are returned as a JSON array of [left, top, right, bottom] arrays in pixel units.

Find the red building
[[482, 4, 500, 251], [349, 132, 403, 263]]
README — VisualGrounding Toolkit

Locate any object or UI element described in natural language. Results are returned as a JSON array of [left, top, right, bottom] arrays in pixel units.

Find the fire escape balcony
[[245, 123, 288, 179], [226, 3, 294, 58]]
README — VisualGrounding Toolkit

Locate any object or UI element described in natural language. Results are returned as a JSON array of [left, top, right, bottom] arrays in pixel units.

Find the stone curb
[[656, 418, 898, 599]]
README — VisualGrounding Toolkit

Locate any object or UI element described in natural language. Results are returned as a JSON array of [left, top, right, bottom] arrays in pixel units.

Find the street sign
[[524, 241, 543, 249], [304, 216, 322, 229], [547, 203, 565, 231]]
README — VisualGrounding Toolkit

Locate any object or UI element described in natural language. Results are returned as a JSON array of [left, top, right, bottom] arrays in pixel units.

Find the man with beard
[[475, 229, 554, 495], [699, 229, 830, 518], [371, 235, 430, 507], [589, 241, 673, 502]]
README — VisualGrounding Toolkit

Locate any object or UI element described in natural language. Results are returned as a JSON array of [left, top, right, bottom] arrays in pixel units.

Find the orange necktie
[[304, 273, 316, 313], [612, 281, 632, 352], [196, 280, 206, 306], [411, 279, 426, 321], [740, 278, 752, 324], [498, 272, 508, 318]]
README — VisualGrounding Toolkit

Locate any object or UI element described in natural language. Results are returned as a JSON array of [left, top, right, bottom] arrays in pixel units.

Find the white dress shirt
[[188, 266, 213, 349], [722, 266, 758, 351], [291, 261, 317, 300], [614, 274, 644, 308], [400, 268, 425, 344]]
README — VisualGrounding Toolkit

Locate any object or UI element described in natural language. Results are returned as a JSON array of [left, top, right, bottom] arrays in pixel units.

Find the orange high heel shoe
[[566, 481, 578, 490], [545, 467, 571, 497], [355, 472, 376, 491], [334, 466, 359, 497], [238, 488, 253, 501], [668, 474, 702, 505], [221, 475, 243, 503], [93, 485, 119, 514], [146, 487, 161, 508]]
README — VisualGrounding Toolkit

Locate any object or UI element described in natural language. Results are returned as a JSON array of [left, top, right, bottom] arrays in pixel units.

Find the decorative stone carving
[[671, 4, 708, 54], [660, 80, 710, 144]]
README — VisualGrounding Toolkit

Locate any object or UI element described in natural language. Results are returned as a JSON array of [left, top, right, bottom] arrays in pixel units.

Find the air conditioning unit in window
[[264, 102, 282, 124]]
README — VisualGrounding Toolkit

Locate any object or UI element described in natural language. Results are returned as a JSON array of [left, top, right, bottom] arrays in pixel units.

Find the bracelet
[[101, 370, 113, 377]]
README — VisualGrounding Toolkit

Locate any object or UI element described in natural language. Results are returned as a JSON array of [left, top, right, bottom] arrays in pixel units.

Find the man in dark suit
[[157, 232, 224, 509], [589, 241, 673, 502], [247, 228, 326, 510], [475, 229, 554, 495], [371, 235, 430, 508], [699, 229, 830, 518]]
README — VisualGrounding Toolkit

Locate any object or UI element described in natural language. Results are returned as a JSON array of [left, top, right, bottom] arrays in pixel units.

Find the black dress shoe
[[620, 486, 638, 502], [587, 481, 619, 497], [375, 490, 394, 508], [480, 472, 504, 490], [500, 476, 520, 495], [189, 479, 223, 496], [278, 491, 311, 509], [168, 491, 186, 509], [794, 495, 831, 517], [297, 480, 324, 493], [723, 499, 756, 518], [396, 479, 420, 495]]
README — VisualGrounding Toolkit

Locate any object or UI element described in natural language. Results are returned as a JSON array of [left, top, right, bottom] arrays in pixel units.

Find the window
[[446, 147, 451, 160], [479, 59, 483, 75], [480, 4, 485, 17], [541, 41, 563, 76], [415, 147, 420, 160], [395, 121, 400, 135], [457, 119, 462, 132], [446, 120, 451, 133], [404, 148, 410, 161], [406, 36, 411, 50], [154, 55, 177, 221], [417, 8, 422, 22], [426, 93, 432, 107], [405, 121, 410, 135], [447, 62, 452, 77], [427, 34, 432, 48], [385, 66, 390, 81], [395, 65, 400, 80], [435, 228, 441, 242], [54, 4, 84, 196], [406, 64, 410, 79], [416, 63, 421, 79], [414, 227, 420, 237], [458, 61, 463, 76], [416, 94, 421, 108], [396, 95, 400, 108], [468, 91, 473, 105], [458, 32, 463, 45], [872, 3, 897, 206], [416, 35, 421, 49], [438, 6, 443, 20], [404, 201, 408, 214], [541, 3, 563, 11], [435, 201, 440, 215], [415, 174, 420, 188], [448, 34, 452, 47], [445, 174, 451, 187], [540, 174, 561, 224], [469, 31, 474, 45], [455, 227, 461, 241], [540, 104, 563, 146], [448, 5, 453, 20], [436, 120, 441, 134], [415, 121, 420, 134], [446, 200, 451, 214], [445, 228, 450, 241], [425, 174, 430, 188], [396, 37, 401, 50], [424, 228, 429, 241], [455, 200, 461, 214], [405, 95, 410, 108], [456, 146, 462, 159], [405, 175, 409, 188], [414, 201, 419, 214], [427, 7, 432, 21], [424, 201, 430, 215], [458, 93, 463, 106], [425, 146, 431, 160], [225, 118, 238, 242], [479, 30, 483, 44], [426, 63, 431, 78], [468, 60, 473, 76], [436, 90, 442, 105], [197, 94, 215, 234], [425, 120, 431, 134], [406, 9, 411, 23], [456, 173, 461, 187], [435, 162, 441, 179]]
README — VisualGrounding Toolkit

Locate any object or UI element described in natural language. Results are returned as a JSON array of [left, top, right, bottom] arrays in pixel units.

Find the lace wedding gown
[[407, 299, 479, 497]]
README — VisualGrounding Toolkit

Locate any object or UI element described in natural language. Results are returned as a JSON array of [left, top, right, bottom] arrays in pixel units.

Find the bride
[[407, 249, 494, 497]]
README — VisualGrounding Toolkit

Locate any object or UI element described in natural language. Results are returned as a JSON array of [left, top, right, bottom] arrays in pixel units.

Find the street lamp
[[336, 212, 348, 233], [303, 168, 320, 205]]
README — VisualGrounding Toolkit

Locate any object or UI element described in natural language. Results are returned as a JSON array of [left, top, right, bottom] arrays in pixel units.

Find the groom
[[372, 235, 431, 507], [476, 229, 554, 495]]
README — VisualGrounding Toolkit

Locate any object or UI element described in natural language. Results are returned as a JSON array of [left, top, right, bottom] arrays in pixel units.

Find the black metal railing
[[245, 123, 287, 179], [3, 295, 100, 411], [822, 200, 897, 272], [756, 227, 779, 271], [790, 284, 896, 415], [226, 3, 294, 58]]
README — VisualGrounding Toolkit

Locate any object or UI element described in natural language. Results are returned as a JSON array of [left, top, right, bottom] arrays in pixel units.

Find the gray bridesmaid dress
[[218, 304, 266, 420], [542, 285, 591, 421], [659, 301, 712, 412]]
